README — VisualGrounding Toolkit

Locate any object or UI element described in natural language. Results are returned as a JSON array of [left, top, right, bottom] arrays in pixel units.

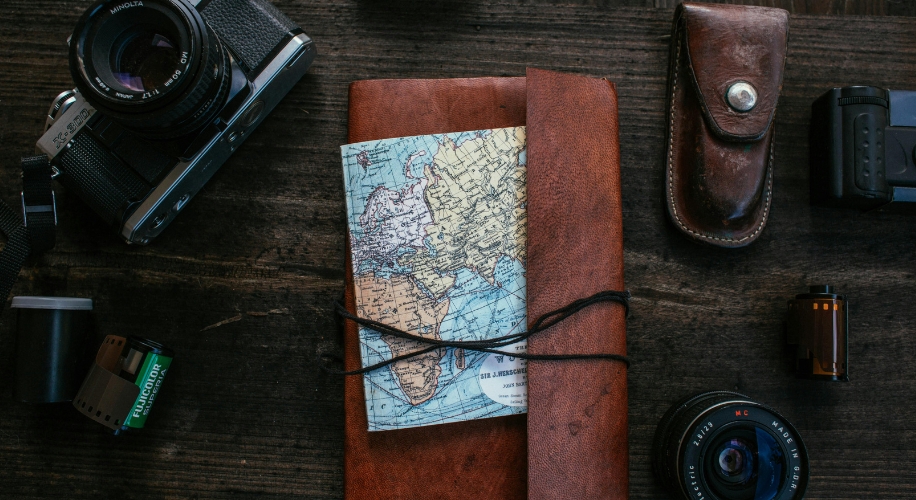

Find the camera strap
[[0, 155, 56, 305]]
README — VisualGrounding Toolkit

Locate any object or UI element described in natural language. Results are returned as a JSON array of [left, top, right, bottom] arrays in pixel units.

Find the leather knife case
[[664, 3, 789, 248], [344, 69, 628, 499]]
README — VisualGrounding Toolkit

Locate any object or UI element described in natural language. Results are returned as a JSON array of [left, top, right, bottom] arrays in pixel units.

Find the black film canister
[[787, 285, 848, 381], [12, 296, 93, 403]]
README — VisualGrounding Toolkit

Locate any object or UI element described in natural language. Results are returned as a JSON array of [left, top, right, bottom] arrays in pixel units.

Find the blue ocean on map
[[438, 257, 526, 343]]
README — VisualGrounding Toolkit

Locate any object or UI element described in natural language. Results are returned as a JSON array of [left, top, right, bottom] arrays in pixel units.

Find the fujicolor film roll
[[118, 338, 174, 430], [73, 335, 174, 434]]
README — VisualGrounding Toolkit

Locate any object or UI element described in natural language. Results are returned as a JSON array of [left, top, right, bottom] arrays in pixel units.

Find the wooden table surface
[[1, 0, 915, 498]]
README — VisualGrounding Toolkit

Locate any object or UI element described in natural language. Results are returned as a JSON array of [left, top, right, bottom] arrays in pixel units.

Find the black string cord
[[322, 289, 631, 376]]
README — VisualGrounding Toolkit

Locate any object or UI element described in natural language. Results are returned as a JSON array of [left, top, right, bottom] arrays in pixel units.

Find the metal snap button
[[726, 82, 758, 112]]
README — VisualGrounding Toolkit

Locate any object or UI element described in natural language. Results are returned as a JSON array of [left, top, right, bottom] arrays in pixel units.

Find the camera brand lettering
[[110, 1, 143, 15], [132, 363, 165, 419], [50, 107, 94, 151]]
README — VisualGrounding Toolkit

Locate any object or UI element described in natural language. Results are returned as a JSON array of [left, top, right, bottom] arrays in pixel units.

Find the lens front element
[[74, 2, 194, 104], [715, 438, 755, 483], [111, 29, 182, 93]]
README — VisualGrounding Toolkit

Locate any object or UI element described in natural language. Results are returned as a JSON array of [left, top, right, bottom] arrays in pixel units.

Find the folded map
[[341, 127, 528, 431]]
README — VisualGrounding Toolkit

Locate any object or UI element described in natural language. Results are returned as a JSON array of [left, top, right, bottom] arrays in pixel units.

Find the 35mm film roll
[[787, 285, 848, 381], [73, 335, 174, 434]]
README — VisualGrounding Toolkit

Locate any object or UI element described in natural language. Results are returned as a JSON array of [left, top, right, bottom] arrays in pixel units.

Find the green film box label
[[123, 353, 172, 429]]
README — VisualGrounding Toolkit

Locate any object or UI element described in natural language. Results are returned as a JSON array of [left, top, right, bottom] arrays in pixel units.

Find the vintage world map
[[342, 127, 529, 430]]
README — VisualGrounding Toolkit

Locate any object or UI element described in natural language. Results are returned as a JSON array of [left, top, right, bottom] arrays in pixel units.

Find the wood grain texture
[[0, 0, 914, 498]]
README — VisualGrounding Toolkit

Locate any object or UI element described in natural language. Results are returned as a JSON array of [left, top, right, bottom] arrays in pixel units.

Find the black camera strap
[[0, 155, 56, 305]]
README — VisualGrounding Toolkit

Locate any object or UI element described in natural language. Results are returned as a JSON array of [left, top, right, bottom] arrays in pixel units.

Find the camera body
[[810, 86, 916, 209], [36, 0, 315, 244]]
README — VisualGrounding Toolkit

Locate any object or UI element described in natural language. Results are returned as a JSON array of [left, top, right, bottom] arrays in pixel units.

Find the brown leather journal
[[344, 70, 627, 499]]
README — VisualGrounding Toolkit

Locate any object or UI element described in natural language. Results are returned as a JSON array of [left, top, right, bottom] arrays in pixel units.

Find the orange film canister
[[787, 285, 848, 382]]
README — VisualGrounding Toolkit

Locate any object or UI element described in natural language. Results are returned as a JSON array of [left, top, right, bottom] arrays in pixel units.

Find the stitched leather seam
[[667, 26, 773, 245]]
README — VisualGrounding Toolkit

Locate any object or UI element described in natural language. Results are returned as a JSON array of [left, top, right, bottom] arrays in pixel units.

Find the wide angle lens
[[69, 0, 230, 138], [651, 391, 808, 500]]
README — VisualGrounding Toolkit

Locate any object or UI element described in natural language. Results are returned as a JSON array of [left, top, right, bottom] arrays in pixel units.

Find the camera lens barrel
[[70, 0, 231, 138], [652, 391, 808, 500]]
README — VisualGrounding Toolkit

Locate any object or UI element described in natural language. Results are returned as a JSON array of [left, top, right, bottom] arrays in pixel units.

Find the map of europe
[[342, 127, 529, 431]]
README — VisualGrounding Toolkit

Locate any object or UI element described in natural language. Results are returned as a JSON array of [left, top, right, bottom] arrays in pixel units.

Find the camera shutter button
[[241, 100, 265, 128]]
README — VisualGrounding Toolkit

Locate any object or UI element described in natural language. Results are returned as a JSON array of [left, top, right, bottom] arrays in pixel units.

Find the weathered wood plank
[[0, 1, 914, 499]]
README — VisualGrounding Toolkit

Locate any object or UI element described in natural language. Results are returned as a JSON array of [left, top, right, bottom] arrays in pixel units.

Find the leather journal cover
[[526, 68, 628, 499], [343, 70, 627, 499]]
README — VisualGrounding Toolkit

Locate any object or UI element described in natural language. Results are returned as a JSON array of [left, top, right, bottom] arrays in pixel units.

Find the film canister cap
[[12, 296, 93, 310]]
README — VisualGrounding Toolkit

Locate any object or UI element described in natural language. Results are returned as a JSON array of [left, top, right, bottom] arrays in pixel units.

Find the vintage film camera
[[810, 86, 916, 210], [36, 0, 316, 244]]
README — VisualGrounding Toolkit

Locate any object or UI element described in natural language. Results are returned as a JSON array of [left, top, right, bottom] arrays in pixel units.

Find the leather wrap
[[525, 68, 628, 500], [665, 3, 789, 247]]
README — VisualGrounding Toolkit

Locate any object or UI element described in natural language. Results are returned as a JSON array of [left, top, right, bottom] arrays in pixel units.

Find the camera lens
[[652, 391, 808, 500], [111, 29, 181, 93], [70, 0, 231, 138]]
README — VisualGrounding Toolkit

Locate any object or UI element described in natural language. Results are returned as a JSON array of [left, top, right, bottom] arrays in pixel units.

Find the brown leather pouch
[[665, 3, 789, 248]]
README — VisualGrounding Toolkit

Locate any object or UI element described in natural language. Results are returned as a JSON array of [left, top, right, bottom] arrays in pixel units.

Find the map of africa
[[342, 127, 529, 431]]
